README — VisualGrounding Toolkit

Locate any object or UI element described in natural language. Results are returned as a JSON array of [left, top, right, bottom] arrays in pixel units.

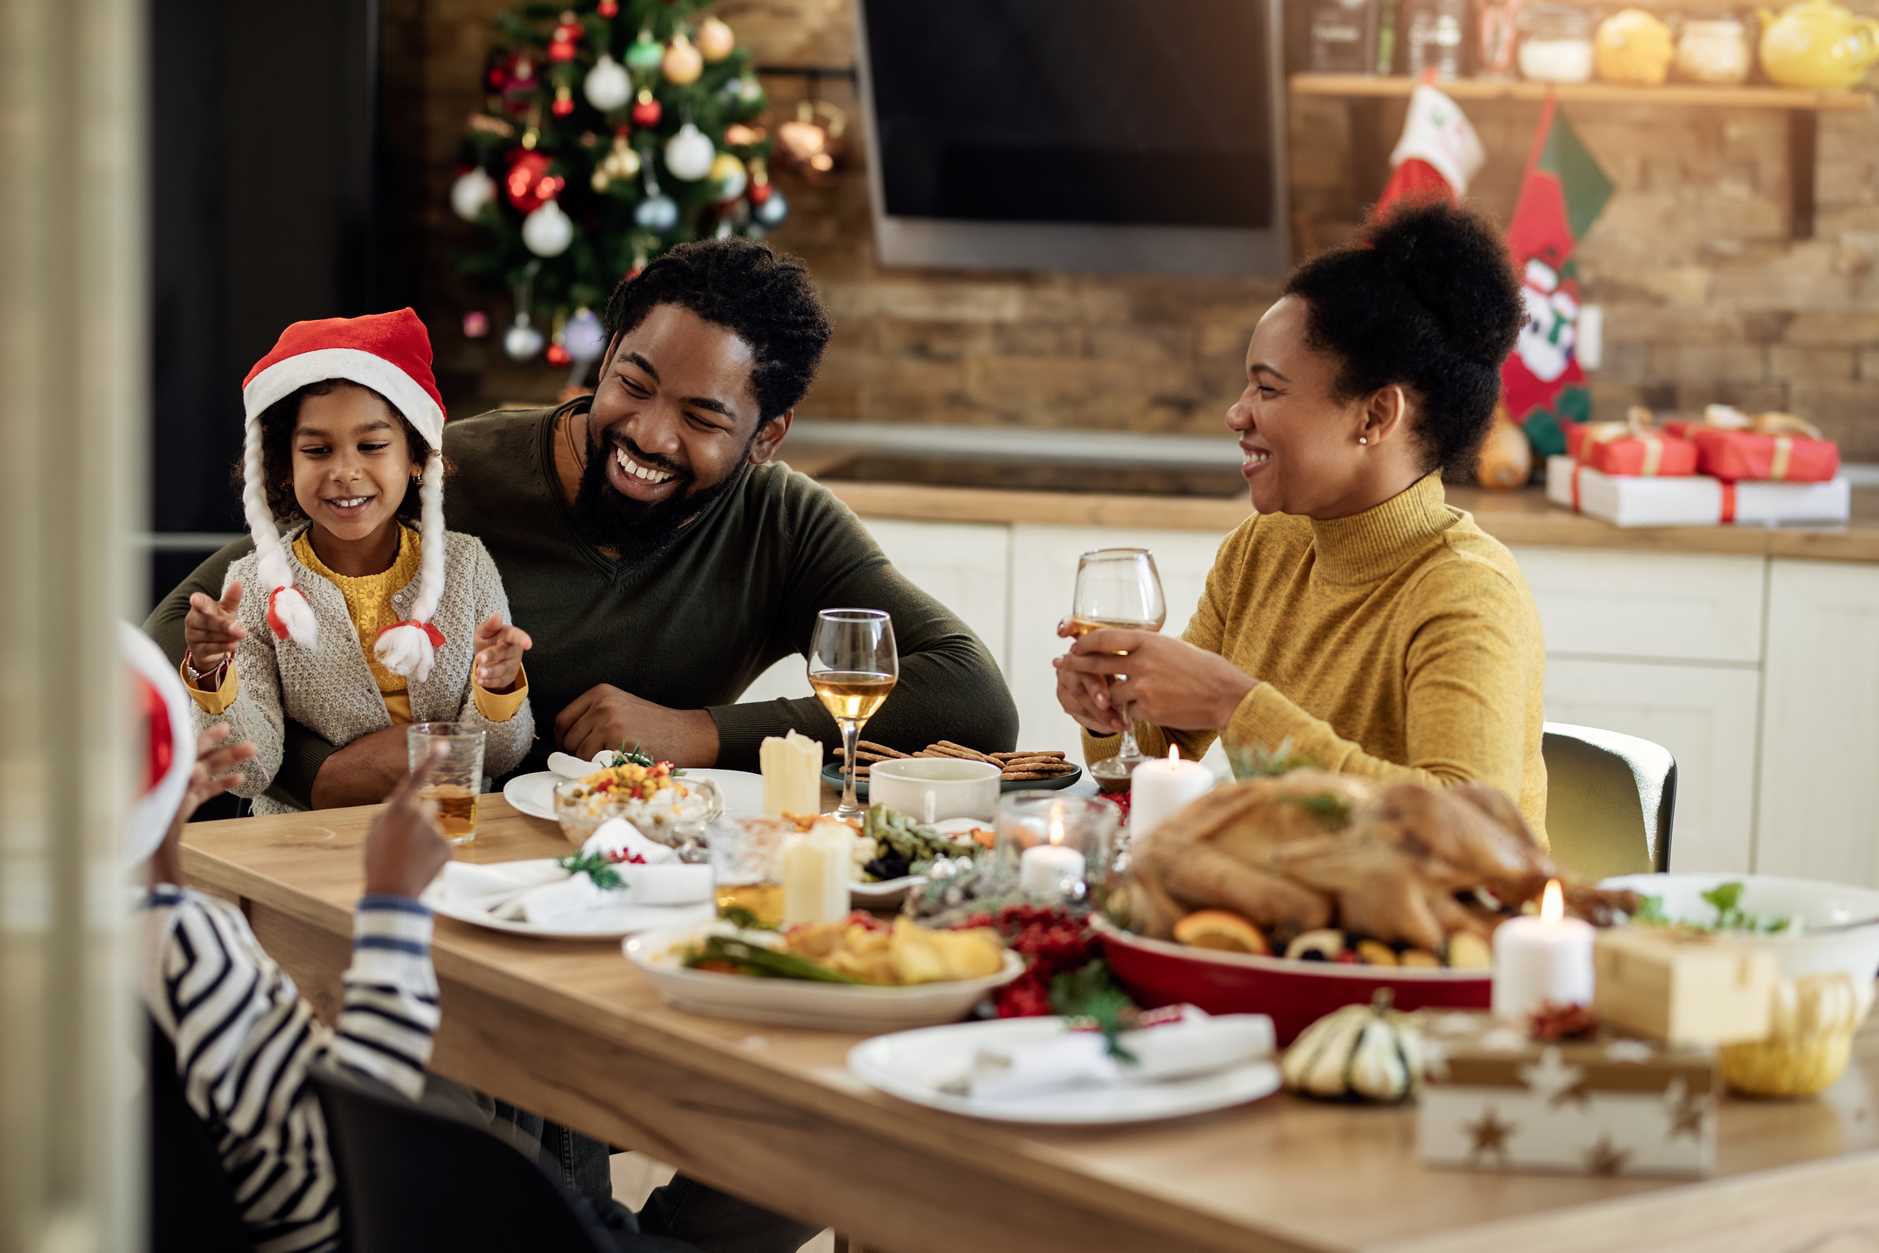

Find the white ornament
[[450, 167, 496, 221], [522, 199, 574, 257], [563, 307, 608, 362], [503, 313, 545, 361], [752, 187, 789, 228], [583, 53, 632, 112], [663, 123, 715, 181]]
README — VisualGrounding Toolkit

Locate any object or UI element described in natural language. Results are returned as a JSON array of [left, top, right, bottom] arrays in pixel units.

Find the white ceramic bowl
[[623, 923, 1025, 1032], [868, 758, 1000, 823], [1602, 873, 1879, 1014]]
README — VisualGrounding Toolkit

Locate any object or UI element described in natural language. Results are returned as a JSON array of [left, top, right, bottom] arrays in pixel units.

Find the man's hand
[[310, 724, 410, 809], [554, 684, 721, 767], [1054, 629, 1258, 733], [183, 582, 247, 678], [150, 723, 258, 887], [361, 746, 451, 899], [472, 612, 532, 693]]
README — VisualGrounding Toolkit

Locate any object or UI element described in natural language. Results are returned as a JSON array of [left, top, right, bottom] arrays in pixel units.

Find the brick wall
[[395, 1, 1879, 459]]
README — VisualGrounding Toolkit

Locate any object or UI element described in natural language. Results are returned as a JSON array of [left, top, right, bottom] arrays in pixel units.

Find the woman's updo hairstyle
[[1284, 199, 1523, 478]]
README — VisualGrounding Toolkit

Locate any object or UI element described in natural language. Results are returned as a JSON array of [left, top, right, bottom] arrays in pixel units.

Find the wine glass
[[808, 608, 899, 821], [1070, 548, 1166, 783]]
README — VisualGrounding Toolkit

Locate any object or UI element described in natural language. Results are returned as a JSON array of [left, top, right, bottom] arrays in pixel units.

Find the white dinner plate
[[501, 768, 767, 823], [624, 923, 1025, 1032], [422, 868, 716, 940], [847, 1018, 1284, 1125]]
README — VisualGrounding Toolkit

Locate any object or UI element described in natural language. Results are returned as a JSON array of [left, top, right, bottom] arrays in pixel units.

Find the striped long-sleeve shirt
[[139, 886, 441, 1253]]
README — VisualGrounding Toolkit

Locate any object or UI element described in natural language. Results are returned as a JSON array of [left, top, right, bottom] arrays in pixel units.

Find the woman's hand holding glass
[[1054, 629, 1258, 735]]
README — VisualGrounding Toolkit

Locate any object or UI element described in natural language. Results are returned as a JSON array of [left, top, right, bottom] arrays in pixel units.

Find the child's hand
[[472, 612, 532, 694], [183, 582, 247, 678], [362, 746, 451, 899], [151, 723, 257, 886]]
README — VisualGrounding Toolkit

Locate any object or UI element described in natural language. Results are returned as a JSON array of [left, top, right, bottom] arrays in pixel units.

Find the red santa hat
[[121, 623, 196, 866], [240, 308, 450, 683]]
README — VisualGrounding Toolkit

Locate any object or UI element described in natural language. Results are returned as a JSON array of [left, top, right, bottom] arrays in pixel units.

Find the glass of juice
[[406, 722, 486, 845], [707, 816, 793, 927]]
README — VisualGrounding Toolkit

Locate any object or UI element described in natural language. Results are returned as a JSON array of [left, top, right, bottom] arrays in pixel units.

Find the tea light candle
[[1492, 879, 1596, 1021], [1129, 745, 1215, 840], [1019, 812, 1085, 898]]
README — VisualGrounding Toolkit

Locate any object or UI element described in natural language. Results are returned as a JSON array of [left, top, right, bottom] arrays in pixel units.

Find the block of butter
[[760, 729, 822, 818], [1593, 927, 1776, 1045]]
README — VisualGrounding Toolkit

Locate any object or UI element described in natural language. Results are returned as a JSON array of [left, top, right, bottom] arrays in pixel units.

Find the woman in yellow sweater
[[1056, 201, 1549, 839]]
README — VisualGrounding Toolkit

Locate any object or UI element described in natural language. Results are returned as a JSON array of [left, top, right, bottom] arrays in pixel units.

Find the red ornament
[[551, 87, 575, 116], [504, 151, 555, 211], [749, 181, 773, 206], [598, 0, 619, 14], [546, 343, 573, 366], [630, 91, 661, 127], [549, 38, 576, 61], [486, 65, 507, 89]]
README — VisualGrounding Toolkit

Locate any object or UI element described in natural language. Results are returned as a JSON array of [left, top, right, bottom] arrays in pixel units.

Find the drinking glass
[[707, 816, 793, 926], [406, 722, 486, 845], [1070, 548, 1166, 784], [808, 608, 898, 821]]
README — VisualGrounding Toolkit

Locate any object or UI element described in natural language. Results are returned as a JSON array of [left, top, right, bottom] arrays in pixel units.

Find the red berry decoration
[[630, 90, 661, 127], [546, 344, 572, 366]]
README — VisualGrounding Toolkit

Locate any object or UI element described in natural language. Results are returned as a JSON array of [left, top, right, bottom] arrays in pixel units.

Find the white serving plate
[[623, 923, 1024, 1032], [1602, 872, 1879, 1014], [502, 768, 766, 823], [423, 868, 716, 940], [847, 1017, 1283, 1125]]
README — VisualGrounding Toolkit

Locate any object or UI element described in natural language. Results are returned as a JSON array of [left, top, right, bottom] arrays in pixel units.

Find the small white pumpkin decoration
[[1282, 991, 1424, 1103]]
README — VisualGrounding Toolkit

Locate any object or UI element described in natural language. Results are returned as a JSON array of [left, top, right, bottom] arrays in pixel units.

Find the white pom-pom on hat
[[239, 309, 450, 665]]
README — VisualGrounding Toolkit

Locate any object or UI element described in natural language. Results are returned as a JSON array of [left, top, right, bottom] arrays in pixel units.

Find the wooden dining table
[[181, 795, 1879, 1253]]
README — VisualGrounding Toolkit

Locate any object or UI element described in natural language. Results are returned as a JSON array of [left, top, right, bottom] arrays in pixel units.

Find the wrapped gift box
[[1417, 1012, 1719, 1178], [1684, 427, 1841, 483], [1566, 420, 1697, 477], [1593, 928, 1776, 1046], [1546, 457, 1851, 528]]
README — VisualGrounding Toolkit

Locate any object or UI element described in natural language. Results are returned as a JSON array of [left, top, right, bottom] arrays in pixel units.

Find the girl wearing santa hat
[[181, 309, 534, 812]]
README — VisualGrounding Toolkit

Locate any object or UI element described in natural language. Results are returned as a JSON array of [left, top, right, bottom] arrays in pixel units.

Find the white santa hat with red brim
[[240, 308, 450, 683], [122, 623, 197, 866]]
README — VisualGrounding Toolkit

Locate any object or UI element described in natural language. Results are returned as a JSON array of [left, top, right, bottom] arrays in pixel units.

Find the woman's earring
[[1358, 436, 1369, 445]]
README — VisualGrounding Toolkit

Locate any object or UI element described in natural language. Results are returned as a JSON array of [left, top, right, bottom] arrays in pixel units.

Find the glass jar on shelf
[[1676, 12, 1753, 83], [1518, 2, 1597, 82]]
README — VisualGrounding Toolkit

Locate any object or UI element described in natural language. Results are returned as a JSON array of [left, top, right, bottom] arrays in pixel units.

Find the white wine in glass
[[809, 608, 898, 820], [1071, 548, 1166, 784]]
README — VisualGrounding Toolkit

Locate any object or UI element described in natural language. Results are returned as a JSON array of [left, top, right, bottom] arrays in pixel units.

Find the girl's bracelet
[[183, 647, 229, 685]]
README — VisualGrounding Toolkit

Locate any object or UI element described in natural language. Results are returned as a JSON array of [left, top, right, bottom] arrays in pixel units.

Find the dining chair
[[309, 1064, 627, 1253], [1541, 721, 1676, 880], [147, 1016, 255, 1253]]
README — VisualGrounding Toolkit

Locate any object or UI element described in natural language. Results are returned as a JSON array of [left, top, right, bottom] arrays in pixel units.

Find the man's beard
[[574, 424, 748, 558]]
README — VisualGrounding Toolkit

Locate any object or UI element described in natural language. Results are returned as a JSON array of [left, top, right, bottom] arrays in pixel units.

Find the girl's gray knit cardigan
[[195, 524, 534, 815]]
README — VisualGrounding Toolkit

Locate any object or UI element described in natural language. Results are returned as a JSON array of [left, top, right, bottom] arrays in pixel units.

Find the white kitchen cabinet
[[1508, 545, 1766, 664], [1542, 657, 1761, 874], [1756, 559, 1879, 886]]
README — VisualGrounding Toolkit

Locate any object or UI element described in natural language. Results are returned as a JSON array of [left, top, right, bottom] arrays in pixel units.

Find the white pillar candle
[[760, 730, 821, 818], [1018, 814, 1085, 897], [781, 821, 851, 925], [1129, 746, 1215, 841], [1492, 880, 1596, 1021]]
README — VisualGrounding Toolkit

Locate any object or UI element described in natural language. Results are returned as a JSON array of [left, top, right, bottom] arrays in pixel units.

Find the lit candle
[[1491, 880, 1596, 1021], [1019, 810, 1086, 898], [1128, 745, 1216, 841]]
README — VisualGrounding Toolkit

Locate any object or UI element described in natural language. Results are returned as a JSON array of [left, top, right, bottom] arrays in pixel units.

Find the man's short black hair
[[602, 237, 835, 425], [1283, 199, 1524, 478]]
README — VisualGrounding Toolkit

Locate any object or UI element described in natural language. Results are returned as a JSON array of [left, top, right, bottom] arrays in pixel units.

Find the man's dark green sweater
[[146, 404, 1018, 806]]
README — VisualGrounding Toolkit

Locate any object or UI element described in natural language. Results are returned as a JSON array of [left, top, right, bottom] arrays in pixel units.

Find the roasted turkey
[[1128, 772, 1638, 952]]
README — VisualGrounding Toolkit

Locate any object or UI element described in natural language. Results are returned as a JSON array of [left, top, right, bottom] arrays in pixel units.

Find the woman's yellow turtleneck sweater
[[1086, 471, 1549, 842]]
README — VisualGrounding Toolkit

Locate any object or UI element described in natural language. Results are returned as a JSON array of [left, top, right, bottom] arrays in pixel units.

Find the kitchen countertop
[[798, 452, 1879, 564]]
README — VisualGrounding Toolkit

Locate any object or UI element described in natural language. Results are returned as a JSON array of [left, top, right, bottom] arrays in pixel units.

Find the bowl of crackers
[[826, 740, 1082, 800]]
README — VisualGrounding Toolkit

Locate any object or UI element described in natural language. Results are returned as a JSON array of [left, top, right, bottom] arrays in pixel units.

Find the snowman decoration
[[1515, 256, 1578, 386]]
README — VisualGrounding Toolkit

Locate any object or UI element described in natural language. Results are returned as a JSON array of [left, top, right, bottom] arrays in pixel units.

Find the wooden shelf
[[1290, 73, 1872, 109]]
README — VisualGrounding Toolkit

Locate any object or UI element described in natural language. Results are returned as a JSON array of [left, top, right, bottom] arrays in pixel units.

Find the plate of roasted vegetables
[[623, 914, 1025, 1032], [1102, 771, 1642, 1043]]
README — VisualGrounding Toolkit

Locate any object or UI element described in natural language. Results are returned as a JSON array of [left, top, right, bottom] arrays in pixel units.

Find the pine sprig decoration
[[554, 846, 647, 889], [454, 0, 776, 333]]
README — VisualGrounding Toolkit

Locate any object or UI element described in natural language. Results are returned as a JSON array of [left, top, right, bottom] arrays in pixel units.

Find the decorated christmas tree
[[448, 0, 783, 376]]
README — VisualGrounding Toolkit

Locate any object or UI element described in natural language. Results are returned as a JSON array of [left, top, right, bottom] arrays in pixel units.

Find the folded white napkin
[[547, 750, 613, 780], [944, 1007, 1274, 1101], [438, 818, 710, 925]]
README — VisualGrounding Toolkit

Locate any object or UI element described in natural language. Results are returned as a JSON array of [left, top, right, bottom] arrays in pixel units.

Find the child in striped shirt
[[130, 623, 451, 1253]]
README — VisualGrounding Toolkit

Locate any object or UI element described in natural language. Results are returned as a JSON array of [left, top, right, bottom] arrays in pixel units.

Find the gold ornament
[[662, 32, 703, 85], [697, 17, 735, 63]]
